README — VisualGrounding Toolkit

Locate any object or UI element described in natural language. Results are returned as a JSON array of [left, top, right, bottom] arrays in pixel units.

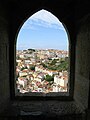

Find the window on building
[[15, 9, 70, 97]]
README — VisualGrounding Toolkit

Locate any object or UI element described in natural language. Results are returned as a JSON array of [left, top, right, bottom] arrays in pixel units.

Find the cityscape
[[16, 48, 69, 93]]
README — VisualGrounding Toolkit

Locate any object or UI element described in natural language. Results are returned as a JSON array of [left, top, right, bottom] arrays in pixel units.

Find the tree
[[45, 75, 54, 82], [58, 60, 68, 71], [50, 59, 57, 65], [28, 49, 35, 52], [40, 63, 47, 68], [30, 66, 35, 71], [21, 67, 25, 71]]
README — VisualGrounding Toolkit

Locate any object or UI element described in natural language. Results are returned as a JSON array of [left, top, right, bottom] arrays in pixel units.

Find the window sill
[[0, 100, 86, 119], [15, 91, 71, 100]]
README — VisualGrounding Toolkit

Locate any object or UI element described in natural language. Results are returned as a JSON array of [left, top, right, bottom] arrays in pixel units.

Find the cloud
[[22, 9, 65, 30], [30, 9, 62, 25]]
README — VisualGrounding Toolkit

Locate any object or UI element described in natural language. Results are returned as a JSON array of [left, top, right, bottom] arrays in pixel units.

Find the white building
[[19, 54, 25, 58], [19, 71, 28, 77], [38, 88, 43, 92], [25, 60, 31, 64], [54, 75, 68, 89], [16, 60, 22, 63], [34, 77, 42, 82], [53, 85, 60, 92], [18, 78, 27, 88]]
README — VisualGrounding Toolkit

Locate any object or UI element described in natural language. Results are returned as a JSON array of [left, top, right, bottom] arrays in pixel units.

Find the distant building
[[19, 71, 28, 77], [18, 77, 27, 88]]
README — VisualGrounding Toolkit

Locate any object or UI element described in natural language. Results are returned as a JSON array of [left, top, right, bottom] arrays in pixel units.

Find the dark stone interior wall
[[74, 15, 90, 110], [0, 1, 90, 119], [0, 5, 10, 113]]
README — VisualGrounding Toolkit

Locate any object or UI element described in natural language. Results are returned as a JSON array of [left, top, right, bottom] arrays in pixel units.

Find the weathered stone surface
[[0, 1, 90, 120], [0, 101, 86, 120], [0, 15, 10, 114], [74, 16, 90, 109]]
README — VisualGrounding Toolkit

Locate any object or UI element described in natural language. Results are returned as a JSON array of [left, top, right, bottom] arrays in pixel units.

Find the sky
[[17, 9, 68, 51]]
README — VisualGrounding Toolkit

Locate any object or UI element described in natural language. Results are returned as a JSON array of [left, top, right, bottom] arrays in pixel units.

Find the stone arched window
[[15, 9, 72, 100]]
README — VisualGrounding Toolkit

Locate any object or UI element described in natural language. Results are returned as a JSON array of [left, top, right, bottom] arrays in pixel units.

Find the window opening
[[16, 9, 69, 96]]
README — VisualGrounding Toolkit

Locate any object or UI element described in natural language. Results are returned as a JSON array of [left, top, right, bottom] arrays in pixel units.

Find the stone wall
[[0, 7, 10, 113], [74, 15, 90, 110]]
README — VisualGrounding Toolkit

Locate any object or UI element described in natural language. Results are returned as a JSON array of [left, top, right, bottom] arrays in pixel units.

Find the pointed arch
[[15, 9, 71, 98]]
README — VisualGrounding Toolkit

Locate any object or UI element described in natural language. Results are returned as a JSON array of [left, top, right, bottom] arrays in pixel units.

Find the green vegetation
[[30, 66, 35, 71], [49, 59, 57, 65], [28, 49, 35, 52], [21, 66, 28, 71], [40, 63, 47, 68], [45, 74, 54, 82], [41, 57, 69, 71], [27, 49, 35, 54]]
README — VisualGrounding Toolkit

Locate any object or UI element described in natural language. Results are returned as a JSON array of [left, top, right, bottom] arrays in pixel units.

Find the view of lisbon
[[16, 10, 69, 94]]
